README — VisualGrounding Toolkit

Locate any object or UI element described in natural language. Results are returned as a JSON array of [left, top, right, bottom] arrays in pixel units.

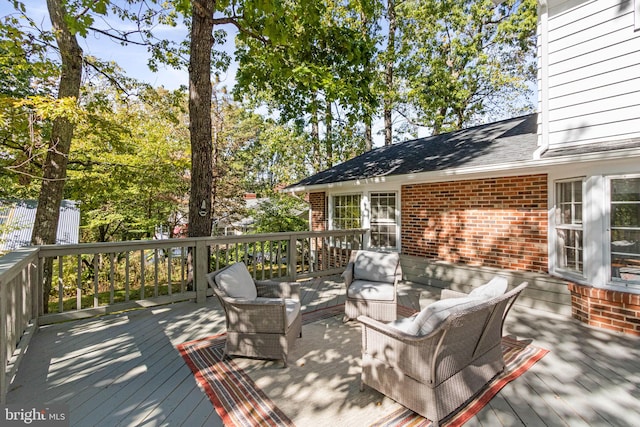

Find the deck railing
[[0, 228, 367, 402], [0, 247, 39, 404]]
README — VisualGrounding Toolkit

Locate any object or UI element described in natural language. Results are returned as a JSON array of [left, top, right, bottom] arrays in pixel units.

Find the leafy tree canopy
[[396, 0, 537, 135]]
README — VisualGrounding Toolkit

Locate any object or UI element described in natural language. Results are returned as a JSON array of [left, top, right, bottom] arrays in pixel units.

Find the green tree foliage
[[237, 119, 311, 195], [233, 0, 378, 170], [209, 87, 256, 228], [65, 83, 190, 242], [250, 194, 308, 234], [0, 15, 59, 199], [395, 0, 537, 135]]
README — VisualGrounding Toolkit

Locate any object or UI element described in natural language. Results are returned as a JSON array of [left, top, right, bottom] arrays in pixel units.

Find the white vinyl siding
[[545, 0, 640, 148]]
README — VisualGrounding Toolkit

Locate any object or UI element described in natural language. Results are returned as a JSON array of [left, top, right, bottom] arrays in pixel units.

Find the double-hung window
[[370, 192, 397, 250], [610, 177, 640, 285], [555, 180, 584, 275], [332, 194, 361, 230]]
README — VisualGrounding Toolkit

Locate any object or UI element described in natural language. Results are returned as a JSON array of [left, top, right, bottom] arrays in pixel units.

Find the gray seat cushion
[[353, 251, 399, 283], [347, 280, 395, 301], [215, 262, 258, 300]]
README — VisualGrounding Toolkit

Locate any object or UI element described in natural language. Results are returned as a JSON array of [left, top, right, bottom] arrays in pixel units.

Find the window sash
[[370, 192, 398, 250], [555, 180, 584, 274], [331, 194, 361, 230], [610, 177, 640, 285]]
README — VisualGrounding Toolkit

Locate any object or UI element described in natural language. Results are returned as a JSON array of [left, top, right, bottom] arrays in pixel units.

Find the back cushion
[[214, 262, 257, 300], [468, 276, 508, 300], [353, 251, 400, 283], [414, 296, 482, 336]]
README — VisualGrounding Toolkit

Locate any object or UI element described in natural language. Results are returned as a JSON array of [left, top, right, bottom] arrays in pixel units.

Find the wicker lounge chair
[[342, 250, 401, 322], [358, 279, 528, 426], [207, 262, 302, 367]]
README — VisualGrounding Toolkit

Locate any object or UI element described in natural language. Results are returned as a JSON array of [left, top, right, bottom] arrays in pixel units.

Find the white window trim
[[550, 173, 640, 292], [550, 177, 587, 281], [369, 190, 401, 252], [605, 174, 640, 290], [327, 188, 401, 252], [329, 192, 363, 231]]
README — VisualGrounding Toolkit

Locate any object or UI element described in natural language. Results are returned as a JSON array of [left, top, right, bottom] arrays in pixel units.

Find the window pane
[[612, 178, 640, 202], [332, 195, 361, 230], [555, 180, 583, 274], [611, 204, 640, 228], [370, 192, 398, 250], [610, 178, 640, 284]]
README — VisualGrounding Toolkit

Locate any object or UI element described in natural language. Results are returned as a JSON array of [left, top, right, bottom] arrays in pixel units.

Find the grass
[[48, 282, 188, 314]]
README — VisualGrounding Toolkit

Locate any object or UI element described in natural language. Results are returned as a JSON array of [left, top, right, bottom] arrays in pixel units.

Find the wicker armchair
[[342, 250, 401, 322], [358, 280, 528, 426], [206, 262, 302, 367]]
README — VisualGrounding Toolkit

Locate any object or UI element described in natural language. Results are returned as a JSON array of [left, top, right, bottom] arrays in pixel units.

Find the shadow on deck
[[6, 276, 640, 427]]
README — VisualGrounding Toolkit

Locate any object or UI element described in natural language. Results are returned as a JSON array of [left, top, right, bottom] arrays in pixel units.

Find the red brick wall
[[401, 175, 548, 272], [569, 283, 640, 337], [309, 192, 327, 231]]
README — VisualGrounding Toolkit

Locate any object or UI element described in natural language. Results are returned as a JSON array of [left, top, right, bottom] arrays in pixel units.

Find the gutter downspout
[[534, 0, 550, 159]]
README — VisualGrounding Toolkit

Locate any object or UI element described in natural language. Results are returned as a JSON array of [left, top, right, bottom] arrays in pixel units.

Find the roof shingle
[[290, 113, 538, 188]]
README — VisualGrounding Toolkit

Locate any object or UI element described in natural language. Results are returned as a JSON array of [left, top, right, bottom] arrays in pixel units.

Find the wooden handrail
[[0, 228, 368, 403]]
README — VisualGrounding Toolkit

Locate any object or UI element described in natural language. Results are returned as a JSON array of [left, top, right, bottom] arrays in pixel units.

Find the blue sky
[[3, 1, 402, 146], [3, 1, 238, 91]]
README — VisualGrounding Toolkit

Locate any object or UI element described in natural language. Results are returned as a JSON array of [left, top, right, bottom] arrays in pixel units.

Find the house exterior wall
[[401, 175, 548, 273], [542, 0, 640, 149], [309, 192, 327, 231], [569, 282, 640, 336]]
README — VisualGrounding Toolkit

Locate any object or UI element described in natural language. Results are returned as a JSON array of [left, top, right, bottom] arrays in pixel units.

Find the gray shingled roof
[[290, 113, 538, 187]]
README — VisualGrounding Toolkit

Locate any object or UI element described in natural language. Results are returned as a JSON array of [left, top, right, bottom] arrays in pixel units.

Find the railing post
[[287, 235, 297, 281], [195, 240, 208, 303], [362, 228, 370, 250], [1, 272, 7, 404], [37, 255, 44, 317]]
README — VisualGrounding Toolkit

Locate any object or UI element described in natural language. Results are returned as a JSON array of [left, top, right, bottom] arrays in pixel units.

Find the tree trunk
[[31, 0, 83, 313], [188, 0, 214, 238], [310, 104, 321, 172], [364, 120, 372, 151], [359, 8, 373, 152], [384, 0, 396, 146], [325, 98, 333, 168]]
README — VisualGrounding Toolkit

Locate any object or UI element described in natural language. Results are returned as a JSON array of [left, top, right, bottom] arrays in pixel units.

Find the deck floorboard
[[7, 276, 640, 426]]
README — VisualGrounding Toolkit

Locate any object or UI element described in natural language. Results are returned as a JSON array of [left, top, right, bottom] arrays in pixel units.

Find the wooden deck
[[7, 276, 640, 426]]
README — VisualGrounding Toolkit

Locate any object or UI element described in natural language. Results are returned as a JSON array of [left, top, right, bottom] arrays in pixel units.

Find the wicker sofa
[[358, 279, 528, 426], [206, 262, 302, 367]]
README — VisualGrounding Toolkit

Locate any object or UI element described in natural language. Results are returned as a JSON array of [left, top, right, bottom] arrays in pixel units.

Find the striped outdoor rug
[[177, 305, 548, 427]]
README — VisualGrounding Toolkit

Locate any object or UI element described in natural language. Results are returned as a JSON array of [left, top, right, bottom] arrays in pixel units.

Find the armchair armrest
[[255, 280, 300, 301], [342, 262, 355, 287], [222, 296, 288, 333], [358, 315, 443, 385]]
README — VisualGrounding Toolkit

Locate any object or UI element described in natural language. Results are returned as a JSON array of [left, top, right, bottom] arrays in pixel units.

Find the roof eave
[[283, 147, 640, 194]]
